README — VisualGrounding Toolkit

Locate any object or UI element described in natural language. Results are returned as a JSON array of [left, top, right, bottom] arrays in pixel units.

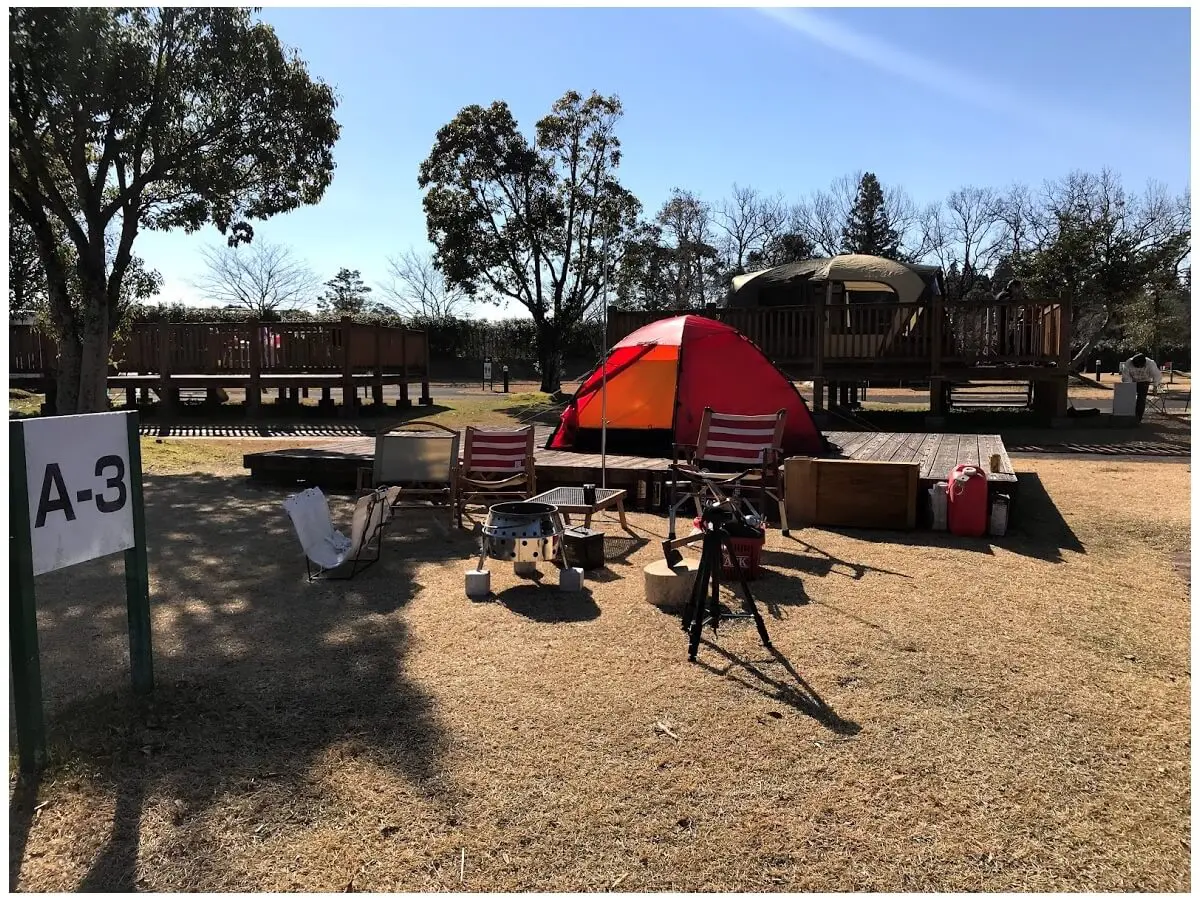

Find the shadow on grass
[[768, 539, 915, 579], [493, 580, 601, 622], [7, 779, 38, 892], [694, 640, 862, 736], [132, 401, 454, 438], [499, 398, 567, 428], [1002, 472, 1085, 562], [12, 474, 452, 892]]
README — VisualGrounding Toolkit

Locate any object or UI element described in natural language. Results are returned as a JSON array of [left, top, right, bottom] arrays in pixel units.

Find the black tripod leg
[[687, 537, 712, 662], [681, 533, 708, 633], [722, 535, 773, 650], [708, 531, 723, 636]]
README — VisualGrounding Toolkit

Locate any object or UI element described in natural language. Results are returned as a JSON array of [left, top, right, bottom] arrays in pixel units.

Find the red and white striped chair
[[456, 425, 537, 528], [670, 407, 789, 535]]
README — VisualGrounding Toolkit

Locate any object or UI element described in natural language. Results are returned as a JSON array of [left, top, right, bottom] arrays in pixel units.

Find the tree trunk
[[537, 322, 562, 395], [1069, 306, 1113, 372], [54, 337, 82, 416], [71, 282, 113, 414]]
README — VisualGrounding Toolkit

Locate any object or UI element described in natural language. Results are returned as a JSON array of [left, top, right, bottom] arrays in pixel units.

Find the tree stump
[[643, 557, 700, 611]]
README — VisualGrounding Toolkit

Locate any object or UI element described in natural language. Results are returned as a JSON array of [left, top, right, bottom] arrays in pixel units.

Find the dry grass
[[9, 457, 1190, 892], [8, 388, 43, 417], [138, 437, 340, 476]]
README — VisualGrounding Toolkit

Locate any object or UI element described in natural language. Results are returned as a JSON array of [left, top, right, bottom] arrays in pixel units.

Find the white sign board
[[483, 360, 493, 381], [23, 412, 136, 575]]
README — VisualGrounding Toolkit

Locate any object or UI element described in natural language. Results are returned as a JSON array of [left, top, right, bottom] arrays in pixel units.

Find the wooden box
[[785, 457, 920, 531]]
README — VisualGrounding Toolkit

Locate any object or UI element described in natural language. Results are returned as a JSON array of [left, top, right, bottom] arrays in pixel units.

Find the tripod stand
[[663, 467, 772, 662]]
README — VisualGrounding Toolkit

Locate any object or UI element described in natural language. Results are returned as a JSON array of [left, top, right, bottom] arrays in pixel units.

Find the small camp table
[[531, 486, 630, 532]]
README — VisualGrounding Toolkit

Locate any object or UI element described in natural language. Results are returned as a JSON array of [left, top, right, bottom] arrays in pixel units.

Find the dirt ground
[[8, 456, 1191, 892]]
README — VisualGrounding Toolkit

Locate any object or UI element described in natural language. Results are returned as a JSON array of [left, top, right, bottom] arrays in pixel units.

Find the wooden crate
[[785, 457, 920, 531]]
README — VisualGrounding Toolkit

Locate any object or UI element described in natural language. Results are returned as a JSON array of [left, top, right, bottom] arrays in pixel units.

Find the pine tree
[[317, 268, 373, 314], [841, 172, 902, 259]]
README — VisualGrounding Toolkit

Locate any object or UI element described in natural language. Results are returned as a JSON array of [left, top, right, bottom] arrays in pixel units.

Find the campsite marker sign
[[10, 411, 154, 774]]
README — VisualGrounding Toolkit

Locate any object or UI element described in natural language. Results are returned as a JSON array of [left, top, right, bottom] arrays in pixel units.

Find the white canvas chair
[[283, 485, 400, 581]]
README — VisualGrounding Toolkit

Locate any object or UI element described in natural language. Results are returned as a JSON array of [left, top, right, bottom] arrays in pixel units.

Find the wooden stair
[[949, 380, 1033, 410]]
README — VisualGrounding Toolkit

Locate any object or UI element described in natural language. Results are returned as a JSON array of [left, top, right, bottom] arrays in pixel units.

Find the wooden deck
[[243, 428, 1018, 515]]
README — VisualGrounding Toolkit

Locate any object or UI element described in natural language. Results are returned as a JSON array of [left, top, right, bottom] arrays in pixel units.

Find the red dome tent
[[547, 315, 827, 458]]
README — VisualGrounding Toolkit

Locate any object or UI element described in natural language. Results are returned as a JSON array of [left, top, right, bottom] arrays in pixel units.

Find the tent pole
[[600, 221, 610, 490]]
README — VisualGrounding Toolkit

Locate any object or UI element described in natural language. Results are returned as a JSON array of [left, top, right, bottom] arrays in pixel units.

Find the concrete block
[[465, 568, 491, 599], [559, 567, 585, 592], [513, 561, 539, 578]]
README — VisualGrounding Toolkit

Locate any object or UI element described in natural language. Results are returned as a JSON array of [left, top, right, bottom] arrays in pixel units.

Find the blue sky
[[135, 5, 1191, 317]]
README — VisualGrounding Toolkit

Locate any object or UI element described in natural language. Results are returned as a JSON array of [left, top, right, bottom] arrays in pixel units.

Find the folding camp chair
[[666, 407, 790, 539], [456, 425, 536, 528], [283, 485, 399, 581], [356, 420, 461, 530]]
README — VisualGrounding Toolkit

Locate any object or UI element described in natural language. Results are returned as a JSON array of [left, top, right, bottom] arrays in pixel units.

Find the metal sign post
[[8, 411, 154, 774], [483, 357, 493, 392]]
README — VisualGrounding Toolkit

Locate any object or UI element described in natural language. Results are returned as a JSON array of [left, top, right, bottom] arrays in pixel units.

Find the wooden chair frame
[[669, 407, 790, 536], [356, 420, 460, 529], [455, 425, 537, 528]]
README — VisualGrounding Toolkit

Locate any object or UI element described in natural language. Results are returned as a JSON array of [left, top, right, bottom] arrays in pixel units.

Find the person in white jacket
[[1121, 352, 1162, 421]]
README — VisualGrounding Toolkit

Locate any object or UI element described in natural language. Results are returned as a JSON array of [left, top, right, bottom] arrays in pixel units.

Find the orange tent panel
[[577, 354, 678, 429]]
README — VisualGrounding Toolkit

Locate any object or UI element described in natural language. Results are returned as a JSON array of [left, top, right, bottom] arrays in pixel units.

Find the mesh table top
[[531, 486, 625, 509]]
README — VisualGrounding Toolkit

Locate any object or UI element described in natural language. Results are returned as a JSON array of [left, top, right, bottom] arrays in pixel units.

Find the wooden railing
[[607, 299, 1069, 372], [11, 319, 430, 376], [10, 325, 55, 373]]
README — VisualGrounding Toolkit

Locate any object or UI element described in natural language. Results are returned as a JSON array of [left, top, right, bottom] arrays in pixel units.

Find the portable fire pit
[[466, 501, 583, 597]]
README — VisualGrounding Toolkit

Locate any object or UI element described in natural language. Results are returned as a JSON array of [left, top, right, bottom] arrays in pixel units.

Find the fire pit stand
[[466, 501, 583, 597]]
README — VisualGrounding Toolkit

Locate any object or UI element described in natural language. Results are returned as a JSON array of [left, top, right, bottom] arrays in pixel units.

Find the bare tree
[[713, 184, 788, 274], [926, 186, 1005, 298], [379, 248, 471, 320], [995, 182, 1040, 261], [193, 240, 320, 316]]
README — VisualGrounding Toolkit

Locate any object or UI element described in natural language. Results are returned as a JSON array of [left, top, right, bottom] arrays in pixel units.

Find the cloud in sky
[[752, 7, 1154, 147]]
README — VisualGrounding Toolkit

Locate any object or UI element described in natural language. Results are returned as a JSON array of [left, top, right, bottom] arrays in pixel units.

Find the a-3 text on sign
[[23, 412, 136, 575]]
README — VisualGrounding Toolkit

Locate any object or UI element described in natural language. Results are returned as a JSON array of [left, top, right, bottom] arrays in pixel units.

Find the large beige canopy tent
[[725, 254, 946, 359], [727, 254, 943, 308]]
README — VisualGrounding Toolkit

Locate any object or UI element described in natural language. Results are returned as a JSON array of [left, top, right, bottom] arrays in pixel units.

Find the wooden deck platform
[[243, 429, 1018, 517]]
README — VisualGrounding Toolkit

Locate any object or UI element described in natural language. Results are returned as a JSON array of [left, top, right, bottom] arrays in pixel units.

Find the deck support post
[[419, 330, 432, 405], [373, 325, 385, 406], [1032, 378, 1068, 420], [340, 316, 357, 418], [247, 319, 261, 419], [811, 283, 828, 414], [929, 376, 946, 416], [158, 322, 174, 418], [126, 387, 137, 408], [810, 378, 825, 414], [397, 328, 411, 408]]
